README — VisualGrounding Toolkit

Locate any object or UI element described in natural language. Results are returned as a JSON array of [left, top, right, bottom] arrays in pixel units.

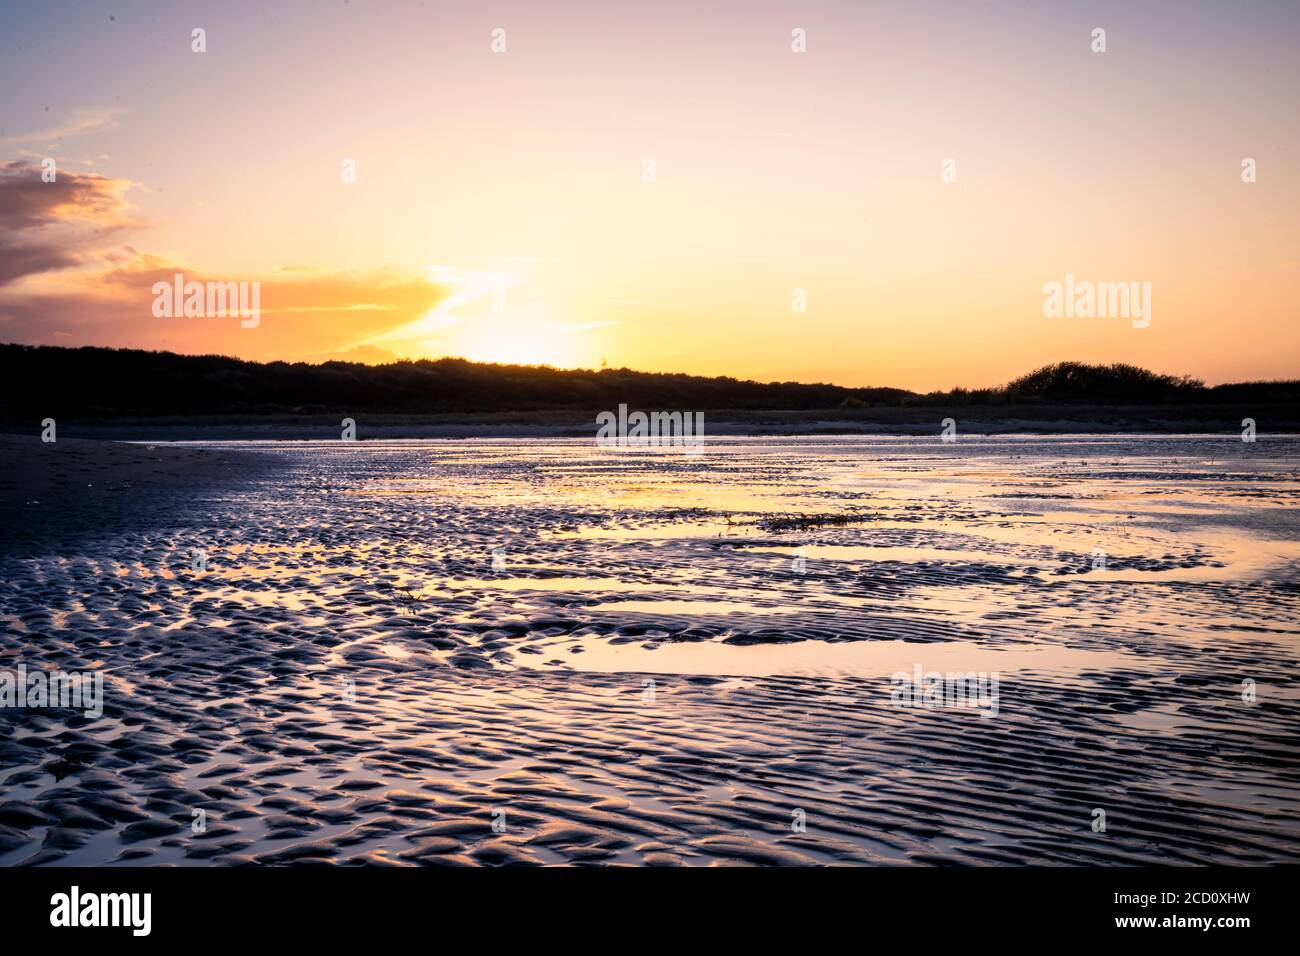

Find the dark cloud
[[0, 239, 80, 285], [0, 159, 134, 285], [0, 159, 133, 229]]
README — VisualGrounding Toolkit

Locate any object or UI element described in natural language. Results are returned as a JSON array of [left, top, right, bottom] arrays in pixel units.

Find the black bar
[[0, 866, 1287, 942]]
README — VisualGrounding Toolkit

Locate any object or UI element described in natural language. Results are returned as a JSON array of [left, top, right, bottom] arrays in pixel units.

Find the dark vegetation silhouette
[[0, 345, 1295, 421]]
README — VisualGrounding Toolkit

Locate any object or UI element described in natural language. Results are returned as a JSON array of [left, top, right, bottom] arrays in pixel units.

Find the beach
[[1, 433, 1298, 865]]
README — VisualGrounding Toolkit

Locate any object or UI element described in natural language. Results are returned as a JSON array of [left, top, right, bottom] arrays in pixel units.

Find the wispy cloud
[[350, 266, 507, 349], [0, 108, 123, 146], [559, 320, 621, 331]]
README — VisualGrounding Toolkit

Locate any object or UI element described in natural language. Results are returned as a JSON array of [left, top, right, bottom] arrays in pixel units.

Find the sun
[[450, 316, 581, 368], [355, 265, 597, 368]]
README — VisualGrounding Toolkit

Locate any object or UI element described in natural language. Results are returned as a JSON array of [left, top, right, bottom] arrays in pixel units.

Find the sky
[[1, 0, 1297, 391]]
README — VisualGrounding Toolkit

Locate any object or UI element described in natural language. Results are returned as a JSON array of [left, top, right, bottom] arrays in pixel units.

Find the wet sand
[[1, 434, 1299, 865], [0, 435, 272, 558]]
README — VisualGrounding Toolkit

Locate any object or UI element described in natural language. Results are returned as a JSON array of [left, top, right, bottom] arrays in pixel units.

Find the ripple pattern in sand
[[2, 435, 1299, 865]]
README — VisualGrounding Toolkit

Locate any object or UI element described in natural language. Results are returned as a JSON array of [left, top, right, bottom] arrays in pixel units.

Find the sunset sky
[[1, 0, 1297, 391]]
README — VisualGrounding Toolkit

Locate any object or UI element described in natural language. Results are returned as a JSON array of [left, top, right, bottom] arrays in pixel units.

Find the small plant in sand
[[391, 584, 427, 616], [652, 507, 714, 522], [756, 510, 879, 533]]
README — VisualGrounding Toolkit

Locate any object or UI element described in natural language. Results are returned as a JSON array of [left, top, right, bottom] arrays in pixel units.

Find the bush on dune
[[1002, 362, 1203, 403]]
